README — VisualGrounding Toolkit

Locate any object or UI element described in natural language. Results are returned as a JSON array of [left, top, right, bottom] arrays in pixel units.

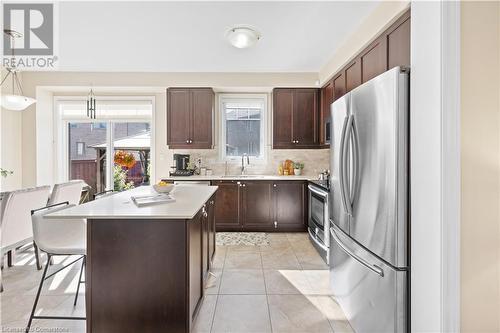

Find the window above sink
[[219, 94, 268, 163]]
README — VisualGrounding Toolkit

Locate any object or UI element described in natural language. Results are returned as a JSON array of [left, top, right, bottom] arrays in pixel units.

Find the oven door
[[308, 185, 329, 247]]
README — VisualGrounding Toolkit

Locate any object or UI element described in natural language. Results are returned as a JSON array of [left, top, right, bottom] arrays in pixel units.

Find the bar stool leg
[[7, 251, 13, 267], [26, 254, 51, 333], [74, 256, 85, 306], [33, 242, 42, 270]]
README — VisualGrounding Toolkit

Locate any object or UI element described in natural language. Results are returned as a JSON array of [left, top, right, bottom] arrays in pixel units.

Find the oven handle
[[330, 227, 384, 277], [308, 185, 328, 199], [308, 228, 329, 251]]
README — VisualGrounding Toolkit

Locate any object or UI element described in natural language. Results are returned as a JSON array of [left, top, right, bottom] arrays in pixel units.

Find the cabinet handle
[[296, 140, 299, 144], [242, 184, 246, 187], [274, 221, 278, 228], [190, 140, 193, 143], [186, 140, 189, 143], [237, 181, 241, 185], [273, 184, 277, 187]]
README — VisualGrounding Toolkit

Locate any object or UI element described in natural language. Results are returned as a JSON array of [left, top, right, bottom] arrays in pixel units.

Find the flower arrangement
[[114, 151, 136, 169]]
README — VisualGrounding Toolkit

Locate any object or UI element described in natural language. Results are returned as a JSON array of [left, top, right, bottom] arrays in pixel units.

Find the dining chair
[[26, 202, 86, 333], [48, 180, 85, 206], [0, 186, 51, 269]]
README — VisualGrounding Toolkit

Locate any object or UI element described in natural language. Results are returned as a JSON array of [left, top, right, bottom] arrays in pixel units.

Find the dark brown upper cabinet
[[319, 79, 334, 145], [387, 11, 411, 70], [345, 60, 362, 93], [167, 88, 214, 149], [319, 9, 410, 148], [273, 88, 319, 149], [360, 36, 387, 83]]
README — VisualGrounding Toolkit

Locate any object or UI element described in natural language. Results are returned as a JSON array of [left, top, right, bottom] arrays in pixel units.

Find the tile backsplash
[[169, 147, 329, 177]]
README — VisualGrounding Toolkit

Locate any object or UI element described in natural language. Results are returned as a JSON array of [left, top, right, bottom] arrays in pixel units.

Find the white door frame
[[410, 2, 461, 332]]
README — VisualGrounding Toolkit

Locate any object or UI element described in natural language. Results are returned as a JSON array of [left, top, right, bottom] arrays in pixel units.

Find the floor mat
[[216, 232, 270, 246]]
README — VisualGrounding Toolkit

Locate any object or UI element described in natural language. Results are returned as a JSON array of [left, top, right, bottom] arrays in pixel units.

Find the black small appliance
[[170, 154, 194, 176]]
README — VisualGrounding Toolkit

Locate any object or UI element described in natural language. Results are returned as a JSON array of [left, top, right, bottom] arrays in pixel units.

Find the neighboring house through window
[[220, 94, 267, 162]]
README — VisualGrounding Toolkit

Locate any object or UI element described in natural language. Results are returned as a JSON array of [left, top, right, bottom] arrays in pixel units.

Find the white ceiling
[[58, 1, 379, 72]]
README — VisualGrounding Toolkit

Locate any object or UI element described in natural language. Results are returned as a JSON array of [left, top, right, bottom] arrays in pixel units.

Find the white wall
[[461, 2, 500, 331], [0, 69, 23, 191], [411, 2, 462, 332]]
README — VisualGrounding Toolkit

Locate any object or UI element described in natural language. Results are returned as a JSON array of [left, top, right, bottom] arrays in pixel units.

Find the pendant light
[[87, 88, 96, 119], [0, 29, 36, 111]]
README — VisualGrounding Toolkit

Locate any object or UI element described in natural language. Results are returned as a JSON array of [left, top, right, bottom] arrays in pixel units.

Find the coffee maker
[[170, 154, 193, 176]]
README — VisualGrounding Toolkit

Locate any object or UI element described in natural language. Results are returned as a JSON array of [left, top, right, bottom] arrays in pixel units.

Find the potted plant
[[293, 162, 304, 176]]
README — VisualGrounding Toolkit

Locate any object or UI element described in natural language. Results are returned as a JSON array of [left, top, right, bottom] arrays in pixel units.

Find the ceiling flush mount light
[[0, 29, 36, 111], [226, 26, 261, 49]]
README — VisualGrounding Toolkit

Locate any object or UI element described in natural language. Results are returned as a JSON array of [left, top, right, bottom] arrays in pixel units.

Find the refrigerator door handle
[[350, 118, 360, 204], [342, 115, 354, 216], [338, 116, 350, 215], [330, 227, 384, 277]]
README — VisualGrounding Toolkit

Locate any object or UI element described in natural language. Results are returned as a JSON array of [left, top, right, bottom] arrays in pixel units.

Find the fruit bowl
[[153, 183, 175, 194]]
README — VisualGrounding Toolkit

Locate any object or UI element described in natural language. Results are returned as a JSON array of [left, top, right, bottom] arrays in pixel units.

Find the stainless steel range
[[307, 179, 330, 264]]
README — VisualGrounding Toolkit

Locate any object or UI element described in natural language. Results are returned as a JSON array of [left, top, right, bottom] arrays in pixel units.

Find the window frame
[[219, 93, 268, 163], [54, 96, 155, 190]]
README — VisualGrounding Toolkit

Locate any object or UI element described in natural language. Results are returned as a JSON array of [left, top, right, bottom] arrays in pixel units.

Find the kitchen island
[[47, 185, 218, 333]]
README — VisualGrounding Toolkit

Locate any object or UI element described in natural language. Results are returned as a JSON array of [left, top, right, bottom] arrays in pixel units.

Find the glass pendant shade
[[1, 94, 36, 111]]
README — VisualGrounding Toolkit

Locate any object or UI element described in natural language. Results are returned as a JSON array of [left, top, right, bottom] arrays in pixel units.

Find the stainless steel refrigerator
[[329, 66, 409, 333]]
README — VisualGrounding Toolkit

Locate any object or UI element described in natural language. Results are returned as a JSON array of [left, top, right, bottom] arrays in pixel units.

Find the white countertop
[[163, 175, 313, 181], [45, 185, 218, 220]]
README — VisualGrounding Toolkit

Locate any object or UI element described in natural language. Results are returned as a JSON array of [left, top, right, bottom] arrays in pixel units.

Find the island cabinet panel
[[86, 219, 188, 333], [212, 180, 240, 231], [273, 88, 319, 149], [240, 181, 274, 229], [273, 181, 307, 231], [86, 199, 217, 333], [189, 210, 203, 322], [167, 88, 214, 149], [213, 180, 307, 232], [207, 196, 216, 263]]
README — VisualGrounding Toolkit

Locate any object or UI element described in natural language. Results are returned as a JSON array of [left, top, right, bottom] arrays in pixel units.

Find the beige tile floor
[[1, 233, 353, 333]]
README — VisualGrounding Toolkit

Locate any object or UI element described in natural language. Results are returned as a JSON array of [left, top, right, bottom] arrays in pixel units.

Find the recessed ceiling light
[[226, 26, 261, 49]]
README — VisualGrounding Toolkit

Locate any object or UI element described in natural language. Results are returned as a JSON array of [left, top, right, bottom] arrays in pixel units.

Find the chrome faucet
[[241, 154, 250, 175]]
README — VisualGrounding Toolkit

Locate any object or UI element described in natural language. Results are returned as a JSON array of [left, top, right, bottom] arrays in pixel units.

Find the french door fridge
[[329, 66, 409, 333]]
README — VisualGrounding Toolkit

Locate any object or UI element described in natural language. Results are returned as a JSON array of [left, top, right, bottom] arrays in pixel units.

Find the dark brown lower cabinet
[[86, 194, 216, 333], [212, 180, 240, 231], [273, 181, 307, 231], [241, 181, 274, 229], [213, 180, 307, 232]]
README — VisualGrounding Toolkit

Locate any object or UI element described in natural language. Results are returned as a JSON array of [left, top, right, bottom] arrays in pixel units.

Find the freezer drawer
[[329, 223, 407, 333]]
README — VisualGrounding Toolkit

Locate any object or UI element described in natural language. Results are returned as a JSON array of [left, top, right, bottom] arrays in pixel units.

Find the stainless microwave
[[325, 116, 331, 144]]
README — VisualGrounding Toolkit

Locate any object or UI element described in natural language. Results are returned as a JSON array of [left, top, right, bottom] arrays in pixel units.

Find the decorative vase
[[294, 168, 302, 176]]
